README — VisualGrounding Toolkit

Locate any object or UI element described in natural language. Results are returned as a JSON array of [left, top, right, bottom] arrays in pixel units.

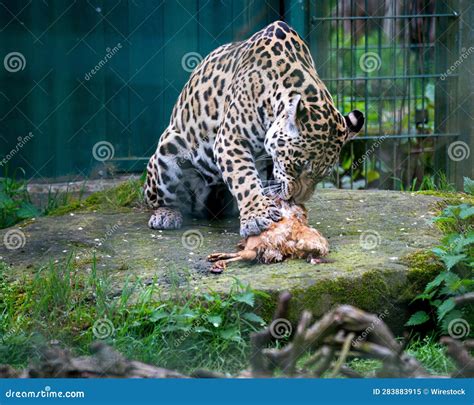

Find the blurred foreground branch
[[0, 342, 186, 378]]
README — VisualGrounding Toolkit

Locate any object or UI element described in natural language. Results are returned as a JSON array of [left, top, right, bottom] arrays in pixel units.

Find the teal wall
[[0, 0, 281, 180]]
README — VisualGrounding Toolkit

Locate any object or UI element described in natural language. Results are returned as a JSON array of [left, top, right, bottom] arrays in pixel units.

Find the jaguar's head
[[264, 93, 364, 203]]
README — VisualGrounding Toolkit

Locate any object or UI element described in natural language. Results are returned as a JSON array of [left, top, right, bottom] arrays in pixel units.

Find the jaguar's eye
[[295, 161, 312, 176], [294, 162, 305, 174]]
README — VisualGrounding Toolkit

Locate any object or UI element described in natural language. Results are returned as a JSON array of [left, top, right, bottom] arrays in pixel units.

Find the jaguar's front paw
[[239, 199, 282, 237], [148, 207, 183, 230]]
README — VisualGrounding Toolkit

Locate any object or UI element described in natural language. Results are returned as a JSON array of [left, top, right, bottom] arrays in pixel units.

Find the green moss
[[400, 250, 442, 301], [259, 270, 396, 323], [416, 190, 474, 206], [47, 180, 142, 216], [254, 251, 443, 328]]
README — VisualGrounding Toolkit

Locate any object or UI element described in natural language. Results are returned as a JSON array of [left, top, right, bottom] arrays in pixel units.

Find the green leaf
[[179, 309, 197, 319], [242, 312, 265, 325], [440, 309, 464, 333], [149, 310, 169, 322], [463, 177, 474, 195], [162, 324, 190, 332], [441, 206, 459, 217], [413, 292, 436, 302], [406, 311, 430, 326], [207, 315, 222, 327], [431, 247, 446, 257], [234, 291, 255, 307], [432, 299, 442, 307], [203, 293, 215, 302], [437, 298, 455, 321], [438, 273, 462, 295], [366, 169, 380, 184], [424, 271, 450, 293], [341, 156, 352, 171], [459, 205, 474, 220], [451, 235, 474, 254], [432, 217, 456, 225], [454, 279, 474, 289], [442, 254, 467, 270], [219, 326, 241, 342], [0, 191, 14, 206], [0, 198, 17, 211], [194, 326, 211, 333], [16, 202, 40, 219]]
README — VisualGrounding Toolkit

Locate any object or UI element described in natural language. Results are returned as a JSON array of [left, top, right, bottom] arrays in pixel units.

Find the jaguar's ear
[[344, 110, 364, 138], [286, 94, 302, 127]]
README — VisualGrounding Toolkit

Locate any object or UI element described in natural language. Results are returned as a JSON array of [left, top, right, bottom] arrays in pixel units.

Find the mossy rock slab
[[1, 190, 443, 330]]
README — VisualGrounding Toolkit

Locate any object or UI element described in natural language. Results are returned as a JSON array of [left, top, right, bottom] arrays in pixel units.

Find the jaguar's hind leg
[[144, 129, 188, 230]]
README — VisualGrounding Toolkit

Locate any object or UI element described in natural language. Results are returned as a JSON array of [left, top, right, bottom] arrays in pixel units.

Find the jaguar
[[144, 21, 364, 237]]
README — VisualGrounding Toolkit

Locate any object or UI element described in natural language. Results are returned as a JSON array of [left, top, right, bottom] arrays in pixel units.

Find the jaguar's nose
[[291, 178, 316, 204]]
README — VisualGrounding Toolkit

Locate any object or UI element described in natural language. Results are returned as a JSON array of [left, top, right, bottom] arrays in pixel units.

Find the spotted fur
[[144, 21, 364, 237]]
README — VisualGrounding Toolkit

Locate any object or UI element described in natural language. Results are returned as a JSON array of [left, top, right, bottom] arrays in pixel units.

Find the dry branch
[[0, 342, 186, 379]]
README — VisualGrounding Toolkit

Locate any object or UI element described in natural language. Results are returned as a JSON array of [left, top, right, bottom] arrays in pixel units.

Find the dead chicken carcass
[[207, 200, 329, 272]]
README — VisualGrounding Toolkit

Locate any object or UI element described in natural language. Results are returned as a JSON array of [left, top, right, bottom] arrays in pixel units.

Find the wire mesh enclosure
[[1, 0, 471, 188], [308, 0, 471, 190]]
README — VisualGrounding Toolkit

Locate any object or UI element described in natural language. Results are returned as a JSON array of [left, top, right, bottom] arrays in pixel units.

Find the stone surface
[[1, 190, 443, 329]]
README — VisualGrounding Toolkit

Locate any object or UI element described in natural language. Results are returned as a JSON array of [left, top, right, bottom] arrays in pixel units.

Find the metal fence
[[306, 0, 473, 190]]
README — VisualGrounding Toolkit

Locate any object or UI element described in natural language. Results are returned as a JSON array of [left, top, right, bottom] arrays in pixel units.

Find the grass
[[0, 257, 266, 375], [0, 169, 143, 229], [406, 335, 456, 375], [42, 182, 87, 216], [349, 335, 456, 377], [393, 173, 456, 192], [0, 168, 40, 228], [44, 179, 143, 216]]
